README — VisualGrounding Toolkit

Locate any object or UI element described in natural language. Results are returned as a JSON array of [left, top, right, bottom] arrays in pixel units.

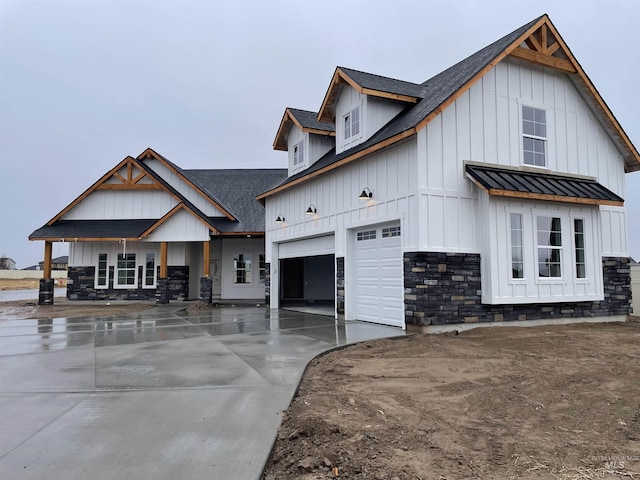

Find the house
[[30, 148, 286, 304], [24, 256, 69, 271], [0, 257, 17, 270], [259, 14, 639, 330]]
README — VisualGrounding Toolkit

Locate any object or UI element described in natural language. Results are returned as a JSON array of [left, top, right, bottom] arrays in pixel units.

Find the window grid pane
[[234, 254, 252, 284], [510, 214, 524, 279], [97, 253, 108, 287], [145, 253, 155, 286], [357, 230, 376, 241], [116, 253, 136, 286], [523, 106, 547, 167], [382, 226, 401, 238], [537, 216, 562, 278], [574, 219, 586, 278]]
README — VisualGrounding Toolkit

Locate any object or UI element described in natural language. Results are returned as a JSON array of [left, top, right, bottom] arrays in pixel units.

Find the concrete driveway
[[0, 305, 404, 479]]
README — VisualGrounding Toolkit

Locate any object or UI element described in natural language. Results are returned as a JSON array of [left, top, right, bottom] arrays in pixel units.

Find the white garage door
[[354, 224, 403, 327], [278, 235, 335, 259]]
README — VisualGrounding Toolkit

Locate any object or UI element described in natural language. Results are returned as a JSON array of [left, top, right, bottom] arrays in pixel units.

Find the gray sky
[[1, 0, 639, 267]]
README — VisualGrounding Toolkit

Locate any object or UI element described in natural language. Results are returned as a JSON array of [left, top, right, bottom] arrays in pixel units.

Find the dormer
[[273, 108, 335, 177], [318, 67, 424, 154]]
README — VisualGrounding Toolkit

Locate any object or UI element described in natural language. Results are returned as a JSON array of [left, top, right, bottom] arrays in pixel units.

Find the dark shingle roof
[[338, 67, 425, 98], [288, 108, 335, 133], [465, 164, 624, 204], [263, 15, 544, 195], [29, 220, 157, 240], [183, 169, 287, 232]]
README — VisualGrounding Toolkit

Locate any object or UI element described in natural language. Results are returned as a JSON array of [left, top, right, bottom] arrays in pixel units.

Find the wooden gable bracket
[[508, 22, 576, 73], [96, 158, 162, 191]]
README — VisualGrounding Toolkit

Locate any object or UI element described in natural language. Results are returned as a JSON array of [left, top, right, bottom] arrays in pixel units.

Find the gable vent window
[[522, 106, 547, 167], [357, 230, 376, 241], [344, 107, 360, 140], [293, 140, 304, 166]]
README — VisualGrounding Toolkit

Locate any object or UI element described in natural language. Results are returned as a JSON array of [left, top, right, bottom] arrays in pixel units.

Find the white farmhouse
[[30, 148, 286, 304], [259, 14, 639, 329]]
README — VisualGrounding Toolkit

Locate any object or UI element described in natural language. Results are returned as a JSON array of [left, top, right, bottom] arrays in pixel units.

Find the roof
[[183, 169, 287, 232], [260, 14, 640, 200], [273, 108, 335, 151], [30, 220, 157, 240], [465, 164, 624, 206]]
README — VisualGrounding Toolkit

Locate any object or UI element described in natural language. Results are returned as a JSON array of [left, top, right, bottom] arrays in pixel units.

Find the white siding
[[366, 97, 405, 139], [599, 206, 628, 256], [69, 241, 186, 267], [287, 126, 306, 176], [143, 209, 211, 242], [144, 158, 227, 217], [62, 190, 178, 220], [220, 237, 266, 299], [308, 133, 334, 169], [335, 86, 363, 154]]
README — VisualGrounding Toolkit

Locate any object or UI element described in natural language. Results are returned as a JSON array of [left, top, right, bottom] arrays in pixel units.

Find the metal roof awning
[[465, 164, 624, 207]]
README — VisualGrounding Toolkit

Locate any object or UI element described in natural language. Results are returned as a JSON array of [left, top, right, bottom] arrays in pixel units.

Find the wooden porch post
[[160, 241, 168, 278], [43, 241, 52, 279], [203, 240, 210, 277]]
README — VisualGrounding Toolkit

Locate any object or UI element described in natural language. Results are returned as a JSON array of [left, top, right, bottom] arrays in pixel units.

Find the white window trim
[[233, 253, 252, 285], [115, 253, 138, 289], [292, 139, 304, 166], [342, 106, 361, 145], [95, 253, 109, 289], [143, 252, 157, 289], [571, 216, 589, 283], [507, 211, 526, 283], [519, 102, 553, 170]]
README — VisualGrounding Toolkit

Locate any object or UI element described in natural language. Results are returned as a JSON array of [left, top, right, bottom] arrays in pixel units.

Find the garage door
[[354, 223, 403, 327], [278, 235, 334, 259]]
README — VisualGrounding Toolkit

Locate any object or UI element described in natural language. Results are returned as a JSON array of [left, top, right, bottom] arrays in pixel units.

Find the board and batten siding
[[69, 242, 186, 267], [266, 139, 418, 262], [142, 209, 211, 242], [144, 158, 227, 217], [61, 190, 178, 220]]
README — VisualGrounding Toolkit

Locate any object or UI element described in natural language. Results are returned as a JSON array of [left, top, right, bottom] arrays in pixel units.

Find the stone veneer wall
[[336, 257, 345, 315], [404, 252, 631, 326], [67, 266, 189, 301]]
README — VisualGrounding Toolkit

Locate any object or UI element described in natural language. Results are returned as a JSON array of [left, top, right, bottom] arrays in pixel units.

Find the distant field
[[0, 278, 67, 291]]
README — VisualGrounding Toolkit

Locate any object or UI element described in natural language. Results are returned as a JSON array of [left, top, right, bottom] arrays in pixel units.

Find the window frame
[[259, 254, 266, 283], [509, 213, 525, 281], [535, 215, 563, 279], [292, 139, 304, 166], [343, 107, 360, 141], [143, 252, 157, 288], [115, 252, 137, 288], [95, 253, 109, 288], [522, 105, 548, 168], [233, 253, 252, 285], [572, 217, 587, 280]]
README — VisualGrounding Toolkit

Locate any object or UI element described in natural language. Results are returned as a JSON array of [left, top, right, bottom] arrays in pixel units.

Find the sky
[[0, 0, 639, 267]]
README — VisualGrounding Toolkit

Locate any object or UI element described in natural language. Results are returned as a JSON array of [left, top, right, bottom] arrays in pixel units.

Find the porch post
[[156, 241, 170, 304], [200, 240, 212, 304], [38, 241, 54, 305]]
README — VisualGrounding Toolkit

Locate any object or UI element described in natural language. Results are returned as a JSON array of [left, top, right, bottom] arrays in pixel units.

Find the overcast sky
[[1, 0, 638, 267]]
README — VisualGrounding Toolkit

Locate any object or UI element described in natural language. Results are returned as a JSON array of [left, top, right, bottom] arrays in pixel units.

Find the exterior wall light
[[305, 205, 317, 215], [358, 187, 373, 200], [275, 215, 285, 223]]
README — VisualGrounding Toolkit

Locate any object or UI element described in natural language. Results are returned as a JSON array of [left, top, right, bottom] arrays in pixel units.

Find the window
[[116, 253, 136, 287], [382, 226, 401, 238], [357, 230, 376, 241], [144, 253, 156, 287], [536, 216, 562, 278], [234, 254, 252, 284], [510, 214, 524, 279], [96, 253, 108, 288], [344, 107, 360, 140], [293, 140, 304, 166], [574, 219, 586, 278], [259, 254, 266, 282], [522, 106, 546, 167]]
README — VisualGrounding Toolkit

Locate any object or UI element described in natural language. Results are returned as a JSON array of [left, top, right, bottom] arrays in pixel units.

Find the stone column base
[[200, 277, 213, 304], [38, 278, 55, 305], [156, 278, 170, 304]]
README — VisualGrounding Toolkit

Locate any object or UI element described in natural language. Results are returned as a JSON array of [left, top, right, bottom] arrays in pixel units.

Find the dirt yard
[[0, 278, 67, 291], [0, 299, 153, 320], [264, 319, 640, 480]]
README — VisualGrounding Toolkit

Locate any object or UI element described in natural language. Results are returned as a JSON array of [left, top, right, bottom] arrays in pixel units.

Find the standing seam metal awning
[[465, 164, 624, 206]]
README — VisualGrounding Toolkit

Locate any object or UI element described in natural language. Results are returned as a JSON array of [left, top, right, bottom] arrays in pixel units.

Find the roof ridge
[[338, 66, 423, 87]]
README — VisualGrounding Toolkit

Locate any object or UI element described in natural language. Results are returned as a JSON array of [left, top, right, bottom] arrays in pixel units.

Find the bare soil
[[0, 278, 67, 291], [264, 319, 640, 480]]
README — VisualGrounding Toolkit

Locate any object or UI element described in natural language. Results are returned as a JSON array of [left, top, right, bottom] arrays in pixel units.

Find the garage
[[278, 235, 335, 314], [353, 223, 404, 327]]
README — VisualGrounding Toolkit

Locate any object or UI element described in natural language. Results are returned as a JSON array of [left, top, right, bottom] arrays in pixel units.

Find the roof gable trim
[[273, 108, 336, 152], [139, 203, 219, 238]]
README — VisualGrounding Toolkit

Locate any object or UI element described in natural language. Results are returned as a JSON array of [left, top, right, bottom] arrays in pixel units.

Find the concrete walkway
[[0, 305, 404, 479]]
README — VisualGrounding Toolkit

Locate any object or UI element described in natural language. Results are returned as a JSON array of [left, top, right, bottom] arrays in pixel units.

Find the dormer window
[[344, 107, 360, 140], [293, 140, 304, 166], [522, 106, 546, 167]]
